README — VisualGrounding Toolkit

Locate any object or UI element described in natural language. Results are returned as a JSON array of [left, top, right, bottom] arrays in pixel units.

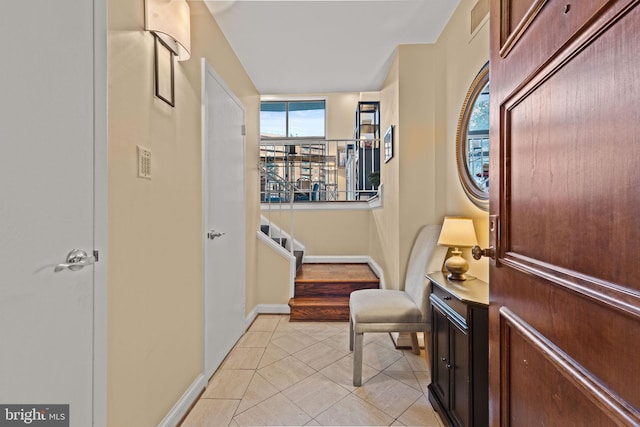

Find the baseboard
[[245, 304, 291, 330], [157, 374, 207, 427], [304, 255, 370, 264]]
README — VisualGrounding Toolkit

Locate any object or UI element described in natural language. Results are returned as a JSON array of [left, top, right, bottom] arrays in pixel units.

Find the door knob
[[472, 214, 499, 261], [54, 249, 96, 272], [472, 245, 495, 260], [207, 230, 225, 240]]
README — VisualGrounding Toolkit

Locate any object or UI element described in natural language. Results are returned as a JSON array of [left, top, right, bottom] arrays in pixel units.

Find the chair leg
[[349, 317, 354, 351], [353, 332, 363, 386], [410, 332, 420, 355]]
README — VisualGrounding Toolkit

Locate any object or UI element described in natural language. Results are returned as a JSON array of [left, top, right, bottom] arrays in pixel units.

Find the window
[[260, 100, 325, 139]]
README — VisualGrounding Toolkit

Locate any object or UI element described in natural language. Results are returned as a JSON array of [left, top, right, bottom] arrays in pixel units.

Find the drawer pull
[[443, 296, 452, 300], [441, 357, 447, 362], [446, 364, 452, 369]]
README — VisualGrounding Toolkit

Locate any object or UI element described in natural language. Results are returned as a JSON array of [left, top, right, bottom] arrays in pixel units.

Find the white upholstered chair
[[349, 224, 443, 386]]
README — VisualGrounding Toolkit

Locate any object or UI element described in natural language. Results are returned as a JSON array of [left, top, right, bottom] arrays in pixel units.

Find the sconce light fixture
[[145, 0, 191, 106], [145, 0, 191, 61], [437, 217, 478, 281]]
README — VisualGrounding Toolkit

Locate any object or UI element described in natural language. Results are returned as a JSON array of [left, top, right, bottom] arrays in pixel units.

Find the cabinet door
[[450, 320, 470, 427], [432, 303, 450, 408]]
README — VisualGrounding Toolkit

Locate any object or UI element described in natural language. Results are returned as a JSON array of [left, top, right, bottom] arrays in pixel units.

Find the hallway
[[181, 315, 444, 426]]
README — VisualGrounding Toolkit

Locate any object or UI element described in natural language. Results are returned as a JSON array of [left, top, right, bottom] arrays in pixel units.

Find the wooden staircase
[[288, 263, 380, 321]]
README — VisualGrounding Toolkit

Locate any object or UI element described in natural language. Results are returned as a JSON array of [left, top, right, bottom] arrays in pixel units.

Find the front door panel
[[490, 0, 640, 424]]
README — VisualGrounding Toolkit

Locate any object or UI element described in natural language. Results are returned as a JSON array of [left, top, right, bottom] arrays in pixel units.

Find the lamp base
[[446, 272, 469, 281], [444, 249, 470, 281]]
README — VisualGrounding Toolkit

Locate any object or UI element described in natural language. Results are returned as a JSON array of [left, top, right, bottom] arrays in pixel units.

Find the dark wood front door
[[489, 1, 640, 425]]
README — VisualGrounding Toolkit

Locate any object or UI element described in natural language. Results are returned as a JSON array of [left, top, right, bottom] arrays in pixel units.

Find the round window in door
[[456, 62, 489, 210]]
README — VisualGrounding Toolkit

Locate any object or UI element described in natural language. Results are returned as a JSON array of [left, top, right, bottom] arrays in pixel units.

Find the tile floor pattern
[[181, 314, 445, 426]]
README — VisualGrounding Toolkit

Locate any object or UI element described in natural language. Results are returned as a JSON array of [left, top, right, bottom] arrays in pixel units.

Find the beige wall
[[107, 1, 259, 425], [397, 44, 440, 285], [256, 237, 292, 303], [374, 44, 443, 289], [288, 209, 371, 256], [435, 0, 490, 281], [375, 0, 490, 286], [373, 54, 401, 287]]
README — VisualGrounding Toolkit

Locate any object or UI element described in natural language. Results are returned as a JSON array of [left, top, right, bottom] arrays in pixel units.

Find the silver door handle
[[54, 249, 96, 272], [207, 230, 225, 240]]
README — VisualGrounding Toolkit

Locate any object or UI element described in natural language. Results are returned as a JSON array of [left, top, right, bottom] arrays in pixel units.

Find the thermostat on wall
[[137, 145, 151, 179]]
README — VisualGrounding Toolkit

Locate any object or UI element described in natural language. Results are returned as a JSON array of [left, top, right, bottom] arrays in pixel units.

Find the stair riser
[[289, 305, 349, 322], [290, 263, 377, 322], [294, 281, 379, 298]]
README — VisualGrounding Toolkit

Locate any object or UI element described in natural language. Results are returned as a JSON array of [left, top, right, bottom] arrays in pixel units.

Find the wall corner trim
[[157, 374, 207, 427]]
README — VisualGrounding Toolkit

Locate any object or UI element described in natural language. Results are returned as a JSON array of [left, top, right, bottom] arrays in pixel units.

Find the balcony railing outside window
[[259, 139, 380, 204]]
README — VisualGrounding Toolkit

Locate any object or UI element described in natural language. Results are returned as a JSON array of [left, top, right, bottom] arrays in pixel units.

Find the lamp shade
[[437, 217, 478, 248], [145, 0, 191, 61]]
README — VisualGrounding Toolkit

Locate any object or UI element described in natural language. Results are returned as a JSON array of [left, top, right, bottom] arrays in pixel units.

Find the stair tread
[[289, 297, 349, 306], [295, 263, 379, 283]]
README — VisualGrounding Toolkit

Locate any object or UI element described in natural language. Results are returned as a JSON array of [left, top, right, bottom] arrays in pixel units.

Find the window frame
[[260, 99, 326, 140], [456, 63, 490, 211]]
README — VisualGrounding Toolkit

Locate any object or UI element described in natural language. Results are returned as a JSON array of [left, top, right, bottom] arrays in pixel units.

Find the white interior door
[[202, 60, 247, 380], [0, 1, 106, 426]]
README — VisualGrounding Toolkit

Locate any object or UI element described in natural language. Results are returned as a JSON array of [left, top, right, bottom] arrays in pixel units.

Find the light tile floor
[[181, 314, 445, 427]]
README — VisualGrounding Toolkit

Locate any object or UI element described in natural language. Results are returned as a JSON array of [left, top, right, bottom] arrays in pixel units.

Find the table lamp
[[437, 217, 478, 281]]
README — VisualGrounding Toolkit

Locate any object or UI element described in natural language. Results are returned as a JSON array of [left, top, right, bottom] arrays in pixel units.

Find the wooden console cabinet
[[427, 272, 489, 427]]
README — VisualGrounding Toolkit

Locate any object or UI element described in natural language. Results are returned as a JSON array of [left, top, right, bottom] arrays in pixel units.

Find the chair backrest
[[404, 224, 445, 322]]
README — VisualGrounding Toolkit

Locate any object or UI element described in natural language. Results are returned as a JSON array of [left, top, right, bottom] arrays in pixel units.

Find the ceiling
[[204, 1, 461, 94]]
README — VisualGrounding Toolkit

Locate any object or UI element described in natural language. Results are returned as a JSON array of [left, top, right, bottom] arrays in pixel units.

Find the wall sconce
[[145, 0, 191, 106], [437, 217, 478, 281], [145, 0, 191, 61]]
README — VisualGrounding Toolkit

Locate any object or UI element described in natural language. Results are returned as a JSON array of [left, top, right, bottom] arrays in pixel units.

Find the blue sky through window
[[261, 101, 325, 138]]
